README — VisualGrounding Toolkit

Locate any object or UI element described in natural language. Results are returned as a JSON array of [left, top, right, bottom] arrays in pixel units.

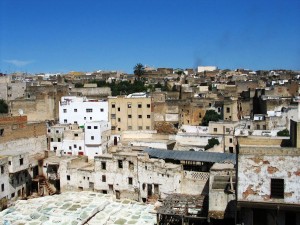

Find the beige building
[[108, 93, 153, 134]]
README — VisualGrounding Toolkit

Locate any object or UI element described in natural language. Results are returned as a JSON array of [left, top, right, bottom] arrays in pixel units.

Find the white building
[[59, 96, 108, 126], [84, 121, 111, 158], [197, 66, 217, 73]]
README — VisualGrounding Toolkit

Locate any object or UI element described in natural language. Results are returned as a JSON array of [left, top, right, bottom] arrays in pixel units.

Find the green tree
[[0, 99, 8, 114], [133, 63, 145, 80], [202, 110, 221, 126], [205, 138, 220, 150], [74, 83, 84, 88], [277, 129, 289, 137]]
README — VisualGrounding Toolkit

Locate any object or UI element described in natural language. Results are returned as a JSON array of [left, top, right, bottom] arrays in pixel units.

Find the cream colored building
[[108, 93, 153, 134]]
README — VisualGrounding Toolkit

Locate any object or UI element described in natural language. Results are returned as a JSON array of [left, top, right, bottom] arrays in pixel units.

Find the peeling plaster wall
[[238, 149, 300, 204]]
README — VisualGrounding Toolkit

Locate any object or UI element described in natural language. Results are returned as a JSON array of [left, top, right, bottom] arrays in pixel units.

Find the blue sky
[[1, 0, 300, 74]]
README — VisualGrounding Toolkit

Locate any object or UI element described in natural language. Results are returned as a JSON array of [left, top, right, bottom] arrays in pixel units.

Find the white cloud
[[4, 59, 35, 67]]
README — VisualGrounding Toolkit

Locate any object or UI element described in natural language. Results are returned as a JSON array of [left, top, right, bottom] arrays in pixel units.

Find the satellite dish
[[18, 109, 24, 116]]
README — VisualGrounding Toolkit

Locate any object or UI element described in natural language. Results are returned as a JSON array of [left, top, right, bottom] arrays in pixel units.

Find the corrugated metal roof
[[143, 148, 236, 164]]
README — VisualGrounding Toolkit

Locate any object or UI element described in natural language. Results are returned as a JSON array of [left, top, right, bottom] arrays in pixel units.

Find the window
[[226, 107, 230, 113], [102, 175, 106, 182], [128, 115, 132, 119], [128, 177, 133, 185], [74, 133, 78, 137], [138, 115, 142, 119], [1, 184, 4, 192], [118, 160, 123, 169], [56, 130, 59, 133], [63, 109, 67, 113], [94, 126, 98, 129], [9, 161, 11, 165], [128, 126, 132, 130], [111, 126, 116, 130], [74, 144, 77, 148], [69, 146, 72, 150], [118, 107, 120, 112], [129, 161, 134, 170], [118, 128, 121, 131], [101, 162, 106, 170], [138, 126, 142, 130], [118, 118, 121, 122], [147, 104, 150, 108], [51, 138, 54, 142], [147, 115, 151, 119], [112, 104, 115, 108], [91, 136, 94, 140], [87, 126, 91, 129], [90, 117, 92, 120], [146, 126, 150, 130], [79, 146, 82, 150], [138, 103, 142, 108], [84, 117, 86, 120], [229, 138, 233, 143], [226, 128, 230, 132], [214, 128, 217, 132], [257, 124, 260, 130], [74, 109, 77, 112], [64, 119, 67, 123], [19, 158, 23, 166], [127, 103, 131, 108], [271, 179, 284, 198], [111, 114, 116, 119], [0, 128, 4, 136], [1, 166, 4, 174], [74, 121, 77, 124], [100, 108, 104, 112], [199, 113, 202, 118], [67, 175, 70, 181], [86, 109, 93, 113]]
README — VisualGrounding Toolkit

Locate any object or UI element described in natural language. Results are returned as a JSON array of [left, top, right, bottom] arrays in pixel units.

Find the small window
[[226, 128, 230, 132], [226, 107, 230, 113], [128, 177, 133, 185], [74, 144, 77, 148], [67, 175, 70, 181], [214, 128, 217, 132], [138, 103, 142, 108], [19, 158, 23, 166], [271, 178, 284, 199], [56, 130, 59, 133], [127, 103, 131, 108], [74, 133, 78, 137], [86, 108, 93, 113], [146, 126, 150, 130], [84, 117, 86, 120], [69, 146, 72, 150], [128, 115, 132, 118], [138, 126, 142, 130], [9, 161, 11, 165], [129, 161, 134, 170], [147, 104, 150, 108], [112, 104, 115, 108], [74, 109, 77, 112], [1, 166, 4, 174], [138, 115, 142, 119], [118, 118, 121, 122], [1, 184, 4, 192], [101, 162, 106, 170], [257, 124, 260, 130], [102, 175, 106, 182], [91, 136, 94, 140], [128, 126, 132, 130], [147, 115, 150, 119], [94, 126, 98, 129], [118, 107, 120, 112], [100, 108, 104, 112], [58, 138, 61, 142], [118, 160, 123, 169], [111, 126, 116, 130], [87, 126, 91, 129], [0, 128, 4, 136], [229, 138, 233, 143], [111, 114, 116, 119], [90, 117, 92, 120], [51, 138, 54, 142], [79, 146, 82, 150], [63, 109, 67, 113], [64, 119, 67, 123], [118, 128, 121, 131]]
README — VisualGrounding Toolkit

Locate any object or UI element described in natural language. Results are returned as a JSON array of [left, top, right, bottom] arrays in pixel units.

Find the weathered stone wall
[[238, 148, 300, 204]]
